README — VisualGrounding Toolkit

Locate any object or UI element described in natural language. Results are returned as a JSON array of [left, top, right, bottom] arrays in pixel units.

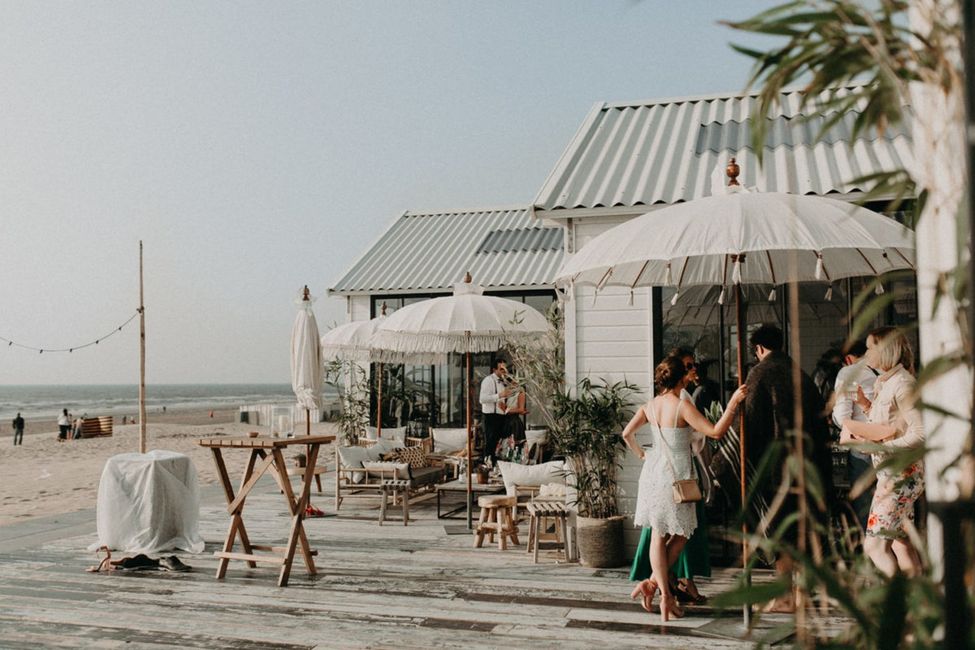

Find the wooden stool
[[474, 495, 519, 550], [379, 479, 410, 526], [526, 502, 569, 563]]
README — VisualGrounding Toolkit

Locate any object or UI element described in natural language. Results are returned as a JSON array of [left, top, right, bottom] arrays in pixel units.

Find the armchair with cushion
[[334, 438, 445, 511]]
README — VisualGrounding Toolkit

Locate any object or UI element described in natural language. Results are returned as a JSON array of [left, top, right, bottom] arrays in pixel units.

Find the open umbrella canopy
[[370, 279, 550, 364], [320, 315, 384, 363], [664, 283, 846, 328], [291, 286, 322, 411], [556, 189, 915, 292]]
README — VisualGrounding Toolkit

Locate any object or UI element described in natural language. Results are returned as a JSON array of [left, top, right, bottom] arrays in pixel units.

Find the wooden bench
[[525, 501, 570, 563], [81, 416, 114, 438], [379, 479, 411, 526]]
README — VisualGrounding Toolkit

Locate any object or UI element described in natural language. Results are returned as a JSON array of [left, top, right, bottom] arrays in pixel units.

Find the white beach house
[[330, 88, 916, 552]]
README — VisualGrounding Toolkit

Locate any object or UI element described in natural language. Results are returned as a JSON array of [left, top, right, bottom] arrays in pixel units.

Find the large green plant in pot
[[550, 377, 639, 567]]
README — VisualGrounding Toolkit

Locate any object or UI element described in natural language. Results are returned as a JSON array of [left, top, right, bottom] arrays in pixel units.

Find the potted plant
[[549, 377, 638, 567]]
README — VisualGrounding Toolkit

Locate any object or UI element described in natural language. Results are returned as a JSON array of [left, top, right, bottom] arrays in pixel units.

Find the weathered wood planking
[[0, 463, 851, 648]]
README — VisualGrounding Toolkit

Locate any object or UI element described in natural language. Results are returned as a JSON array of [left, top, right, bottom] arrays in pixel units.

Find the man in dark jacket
[[743, 324, 832, 612]]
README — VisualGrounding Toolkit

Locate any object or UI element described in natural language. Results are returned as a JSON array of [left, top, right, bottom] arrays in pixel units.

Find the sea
[[0, 384, 338, 422]]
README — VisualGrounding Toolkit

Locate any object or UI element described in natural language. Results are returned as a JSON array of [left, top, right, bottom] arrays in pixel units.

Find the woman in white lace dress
[[622, 356, 746, 621]]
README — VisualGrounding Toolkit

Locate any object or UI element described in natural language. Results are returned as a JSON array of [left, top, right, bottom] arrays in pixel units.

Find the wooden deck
[[0, 462, 832, 648]]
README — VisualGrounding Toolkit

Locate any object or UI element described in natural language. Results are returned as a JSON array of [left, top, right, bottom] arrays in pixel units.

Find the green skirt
[[629, 499, 711, 581]]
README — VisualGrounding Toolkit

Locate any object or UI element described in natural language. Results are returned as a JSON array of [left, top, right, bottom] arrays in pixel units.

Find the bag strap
[[653, 397, 696, 482]]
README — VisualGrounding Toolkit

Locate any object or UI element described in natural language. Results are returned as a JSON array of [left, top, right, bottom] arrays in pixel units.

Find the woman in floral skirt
[[840, 326, 925, 576]]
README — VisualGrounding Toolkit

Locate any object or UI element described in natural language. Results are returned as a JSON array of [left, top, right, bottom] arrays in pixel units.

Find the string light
[[0, 311, 140, 354]]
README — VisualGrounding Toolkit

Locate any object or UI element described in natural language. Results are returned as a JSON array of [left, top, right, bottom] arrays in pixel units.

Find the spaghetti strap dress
[[632, 398, 697, 538]]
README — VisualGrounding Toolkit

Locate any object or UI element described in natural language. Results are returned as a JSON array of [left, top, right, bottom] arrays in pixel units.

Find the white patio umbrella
[[370, 273, 551, 528], [664, 283, 846, 328], [291, 286, 322, 436], [555, 164, 916, 621], [320, 303, 388, 438]]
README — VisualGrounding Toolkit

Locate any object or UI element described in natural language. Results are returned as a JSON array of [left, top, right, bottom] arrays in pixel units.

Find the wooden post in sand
[[139, 241, 147, 454]]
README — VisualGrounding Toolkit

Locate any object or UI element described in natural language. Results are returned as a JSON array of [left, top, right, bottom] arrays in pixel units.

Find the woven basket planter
[[576, 515, 626, 568]]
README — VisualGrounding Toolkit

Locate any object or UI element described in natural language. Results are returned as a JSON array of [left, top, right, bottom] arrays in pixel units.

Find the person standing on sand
[[57, 409, 71, 441], [12, 413, 24, 445]]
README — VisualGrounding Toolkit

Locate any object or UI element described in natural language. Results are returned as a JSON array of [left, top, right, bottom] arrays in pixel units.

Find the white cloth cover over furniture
[[89, 450, 204, 554]]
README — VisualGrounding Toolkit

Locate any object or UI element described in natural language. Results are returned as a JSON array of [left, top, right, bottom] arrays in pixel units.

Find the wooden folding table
[[198, 434, 335, 587]]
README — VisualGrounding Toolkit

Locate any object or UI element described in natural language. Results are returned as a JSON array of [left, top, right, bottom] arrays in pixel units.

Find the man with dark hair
[[743, 324, 832, 613], [478, 358, 511, 465]]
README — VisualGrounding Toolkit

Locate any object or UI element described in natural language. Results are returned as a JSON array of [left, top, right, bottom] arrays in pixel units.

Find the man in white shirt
[[479, 359, 511, 464], [832, 339, 878, 530]]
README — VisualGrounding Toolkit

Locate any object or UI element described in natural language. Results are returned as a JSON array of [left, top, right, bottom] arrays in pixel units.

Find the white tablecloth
[[89, 450, 205, 554]]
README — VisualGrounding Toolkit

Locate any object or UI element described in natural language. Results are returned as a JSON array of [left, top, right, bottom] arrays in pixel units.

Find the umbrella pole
[[735, 282, 751, 628], [466, 349, 473, 530], [377, 362, 383, 439]]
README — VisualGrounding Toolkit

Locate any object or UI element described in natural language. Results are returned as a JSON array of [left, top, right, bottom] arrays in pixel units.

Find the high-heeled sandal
[[629, 578, 658, 613]]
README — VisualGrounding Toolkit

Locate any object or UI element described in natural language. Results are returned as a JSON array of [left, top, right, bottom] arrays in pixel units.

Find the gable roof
[[329, 206, 563, 296], [532, 87, 914, 216]]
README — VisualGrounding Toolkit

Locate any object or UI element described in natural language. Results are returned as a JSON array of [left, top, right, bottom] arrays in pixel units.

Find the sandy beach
[[0, 414, 338, 526]]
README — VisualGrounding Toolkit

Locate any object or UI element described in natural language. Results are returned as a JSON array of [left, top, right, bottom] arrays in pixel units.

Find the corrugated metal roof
[[329, 206, 564, 296], [533, 88, 914, 214]]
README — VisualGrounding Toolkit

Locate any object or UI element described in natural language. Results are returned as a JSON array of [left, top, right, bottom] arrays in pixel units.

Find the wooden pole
[[376, 363, 384, 438], [466, 346, 473, 529], [735, 281, 750, 627], [376, 303, 387, 439], [138, 241, 147, 454]]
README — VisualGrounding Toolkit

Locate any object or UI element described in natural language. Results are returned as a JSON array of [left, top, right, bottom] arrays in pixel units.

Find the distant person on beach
[[12, 413, 24, 445], [73, 414, 85, 440], [57, 409, 70, 441]]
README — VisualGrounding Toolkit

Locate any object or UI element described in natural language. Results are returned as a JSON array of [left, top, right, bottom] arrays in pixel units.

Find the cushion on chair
[[431, 428, 468, 453], [368, 438, 400, 460], [388, 446, 427, 469], [497, 460, 566, 497], [337, 445, 373, 484], [362, 461, 411, 480]]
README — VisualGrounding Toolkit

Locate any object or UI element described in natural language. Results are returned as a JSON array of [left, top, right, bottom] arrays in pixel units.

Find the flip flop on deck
[[85, 549, 193, 573]]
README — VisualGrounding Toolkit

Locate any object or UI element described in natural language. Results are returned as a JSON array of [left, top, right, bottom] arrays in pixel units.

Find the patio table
[[198, 434, 335, 586], [436, 478, 505, 519]]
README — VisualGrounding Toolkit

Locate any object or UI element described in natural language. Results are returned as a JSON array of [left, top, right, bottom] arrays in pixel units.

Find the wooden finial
[[464, 271, 472, 283], [380, 301, 387, 316], [726, 157, 741, 186], [302, 285, 311, 301]]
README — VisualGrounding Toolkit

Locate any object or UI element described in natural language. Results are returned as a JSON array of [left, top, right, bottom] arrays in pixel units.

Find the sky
[[0, 0, 778, 385]]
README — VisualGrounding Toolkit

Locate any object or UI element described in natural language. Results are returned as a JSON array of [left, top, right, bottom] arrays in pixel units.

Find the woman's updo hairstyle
[[654, 355, 686, 392]]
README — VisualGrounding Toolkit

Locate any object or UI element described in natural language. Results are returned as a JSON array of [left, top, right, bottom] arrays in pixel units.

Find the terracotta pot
[[575, 515, 626, 568]]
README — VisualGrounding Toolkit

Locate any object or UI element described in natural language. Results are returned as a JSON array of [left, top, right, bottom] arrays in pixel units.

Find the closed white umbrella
[[370, 273, 551, 528], [291, 286, 322, 436], [555, 164, 916, 623]]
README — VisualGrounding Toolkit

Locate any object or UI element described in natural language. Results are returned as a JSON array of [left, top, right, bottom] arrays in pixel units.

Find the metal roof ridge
[[402, 203, 531, 218], [598, 84, 870, 110]]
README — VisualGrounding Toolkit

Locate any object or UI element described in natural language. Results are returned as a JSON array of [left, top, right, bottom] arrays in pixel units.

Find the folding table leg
[[273, 445, 318, 586]]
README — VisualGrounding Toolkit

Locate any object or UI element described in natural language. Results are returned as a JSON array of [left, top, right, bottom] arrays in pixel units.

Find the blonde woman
[[840, 326, 925, 576], [621, 356, 746, 622]]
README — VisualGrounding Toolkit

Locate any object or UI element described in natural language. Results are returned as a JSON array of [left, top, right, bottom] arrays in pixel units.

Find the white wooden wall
[[569, 217, 653, 556]]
